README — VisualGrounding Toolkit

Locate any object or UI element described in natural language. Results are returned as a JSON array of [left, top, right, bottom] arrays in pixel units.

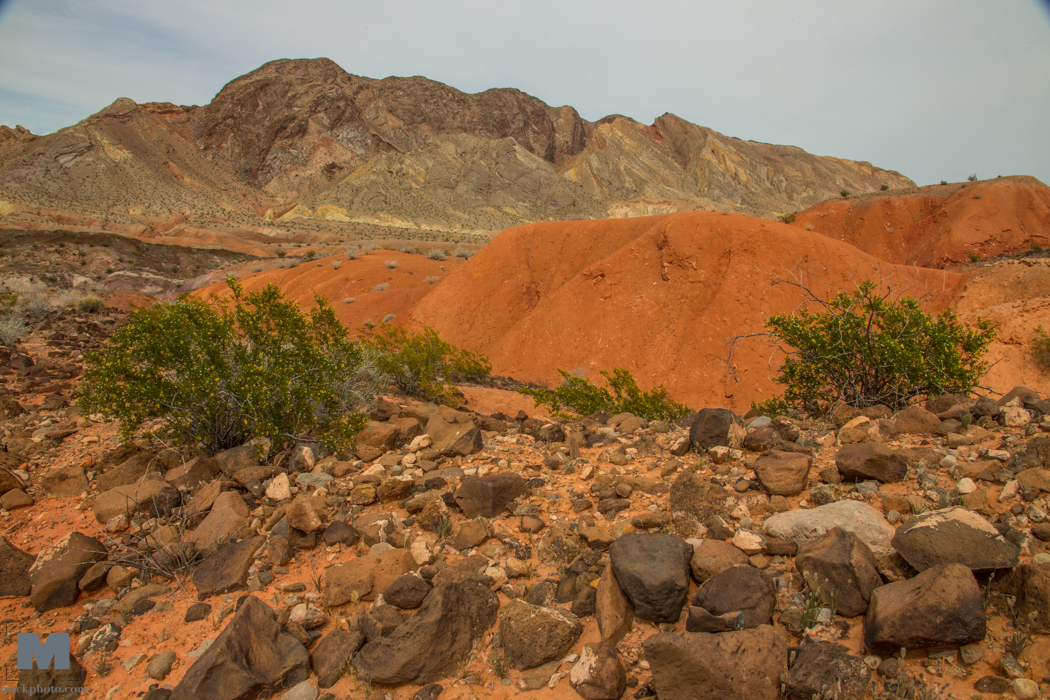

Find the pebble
[[1012, 678, 1039, 699], [959, 643, 984, 665], [955, 478, 977, 494]]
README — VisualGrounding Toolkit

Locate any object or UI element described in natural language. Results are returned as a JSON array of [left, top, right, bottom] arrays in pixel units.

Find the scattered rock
[[692, 566, 775, 628], [500, 600, 583, 669], [609, 532, 692, 624], [352, 580, 499, 684], [147, 651, 177, 681], [426, 408, 483, 456], [170, 596, 308, 700], [754, 450, 811, 496], [762, 500, 896, 558], [191, 536, 264, 600], [689, 539, 750, 583], [28, 531, 107, 612], [891, 506, 1020, 572], [324, 548, 416, 605], [644, 626, 786, 700], [0, 536, 34, 597], [864, 563, 986, 652], [689, 408, 745, 451], [310, 627, 366, 688], [795, 527, 882, 617], [454, 473, 529, 518], [893, 405, 941, 434], [781, 641, 870, 700], [40, 465, 88, 497], [569, 642, 627, 700], [17, 652, 87, 700], [835, 443, 907, 483]]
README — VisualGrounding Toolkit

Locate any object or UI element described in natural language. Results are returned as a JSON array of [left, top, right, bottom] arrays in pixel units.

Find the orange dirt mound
[[793, 176, 1050, 268], [405, 211, 966, 411], [195, 250, 465, 334]]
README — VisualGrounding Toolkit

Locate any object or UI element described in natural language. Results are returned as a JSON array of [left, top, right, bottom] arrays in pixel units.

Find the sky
[[0, 0, 1048, 187]]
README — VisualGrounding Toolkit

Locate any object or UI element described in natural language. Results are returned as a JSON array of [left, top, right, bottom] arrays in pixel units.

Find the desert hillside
[[202, 177, 1050, 411], [0, 58, 912, 245]]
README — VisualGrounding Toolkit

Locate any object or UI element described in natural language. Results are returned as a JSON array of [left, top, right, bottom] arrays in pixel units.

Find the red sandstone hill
[[792, 176, 1050, 268], [198, 175, 1050, 410]]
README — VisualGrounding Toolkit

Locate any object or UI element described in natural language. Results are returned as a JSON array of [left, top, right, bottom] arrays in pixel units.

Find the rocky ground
[[2, 303, 1050, 700]]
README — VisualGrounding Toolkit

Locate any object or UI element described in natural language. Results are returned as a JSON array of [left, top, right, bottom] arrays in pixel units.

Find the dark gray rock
[[609, 532, 692, 624], [191, 537, 264, 600], [29, 532, 107, 612], [310, 628, 365, 688], [0, 536, 34, 597], [16, 653, 87, 700], [384, 572, 432, 610]]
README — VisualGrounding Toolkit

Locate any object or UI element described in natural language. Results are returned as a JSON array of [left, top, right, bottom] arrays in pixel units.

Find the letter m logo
[[17, 633, 70, 670]]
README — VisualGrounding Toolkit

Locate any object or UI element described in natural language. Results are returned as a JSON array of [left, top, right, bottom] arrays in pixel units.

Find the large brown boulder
[[891, 506, 1020, 573], [781, 641, 870, 700], [426, 407, 483, 456], [454, 472, 528, 518], [795, 527, 882, 617], [689, 408, 745, 451], [170, 596, 308, 700], [864, 563, 986, 652], [691, 566, 775, 628], [310, 627, 366, 688], [893, 405, 941, 434], [609, 533, 692, 624], [500, 600, 583, 670], [0, 536, 34, 597], [96, 451, 159, 491], [354, 421, 400, 461], [569, 642, 627, 700], [689, 539, 750, 583], [644, 626, 786, 700], [192, 537, 264, 600], [187, 490, 249, 550], [40, 465, 88, 498], [352, 580, 499, 684], [165, 455, 221, 490], [324, 548, 416, 605], [835, 443, 908, 483], [93, 479, 180, 524], [28, 532, 107, 612], [754, 450, 811, 496]]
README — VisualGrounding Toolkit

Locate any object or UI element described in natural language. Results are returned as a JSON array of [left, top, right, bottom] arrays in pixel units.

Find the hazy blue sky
[[0, 0, 1047, 186]]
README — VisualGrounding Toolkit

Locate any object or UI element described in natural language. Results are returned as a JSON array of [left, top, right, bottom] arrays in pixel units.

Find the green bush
[[80, 280, 367, 455], [519, 368, 689, 421], [760, 280, 996, 412], [360, 323, 491, 406]]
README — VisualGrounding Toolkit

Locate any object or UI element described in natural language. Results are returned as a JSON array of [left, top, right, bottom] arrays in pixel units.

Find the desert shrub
[[968, 174, 978, 182], [304, 250, 316, 260], [426, 249, 447, 261], [18, 291, 50, 316], [332, 259, 342, 270], [77, 295, 105, 313], [840, 190, 850, 198], [80, 280, 368, 455], [383, 313, 396, 322], [880, 184, 890, 191], [385, 260, 399, 269], [760, 280, 996, 413], [453, 247, 474, 259], [360, 324, 491, 406], [373, 282, 389, 291], [275, 249, 287, 258], [424, 276, 440, 284], [344, 297, 356, 304], [967, 250, 981, 262], [1032, 327, 1050, 370], [778, 212, 796, 224], [519, 368, 689, 421], [0, 313, 29, 345]]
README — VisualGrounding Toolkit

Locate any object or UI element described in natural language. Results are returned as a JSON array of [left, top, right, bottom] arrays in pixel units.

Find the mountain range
[[0, 57, 913, 237]]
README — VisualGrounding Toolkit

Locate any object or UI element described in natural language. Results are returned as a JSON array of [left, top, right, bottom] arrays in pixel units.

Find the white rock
[[265, 473, 291, 500], [282, 681, 319, 700], [409, 434, 432, 452], [410, 540, 433, 566], [1001, 407, 1032, 428], [1012, 678, 1038, 699], [289, 603, 327, 630], [956, 478, 977, 495], [747, 416, 772, 430], [732, 529, 764, 555], [105, 514, 128, 533], [1000, 480, 1020, 502], [762, 500, 896, 558]]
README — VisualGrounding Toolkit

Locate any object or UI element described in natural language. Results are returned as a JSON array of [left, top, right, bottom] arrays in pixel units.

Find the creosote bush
[[520, 368, 689, 421], [757, 280, 996, 414], [80, 280, 368, 455], [360, 323, 491, 406], [77, 295, 105, 313]]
